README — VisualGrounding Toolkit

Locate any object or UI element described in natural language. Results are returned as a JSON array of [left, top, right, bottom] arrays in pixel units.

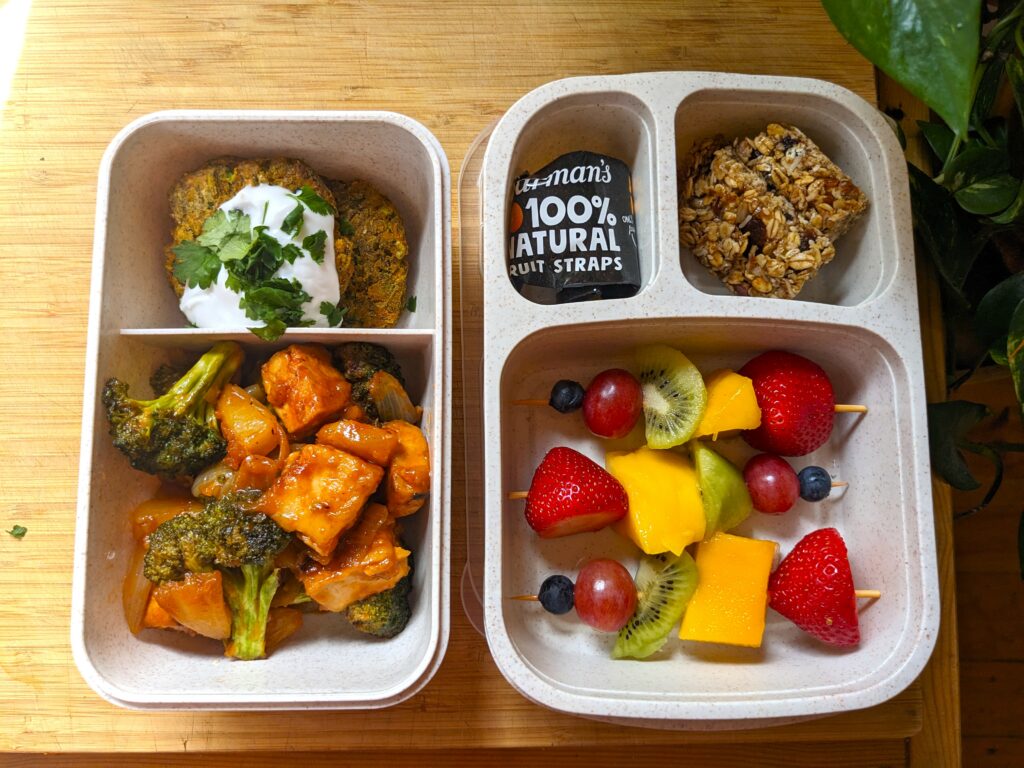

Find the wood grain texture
[[876, 75, 963, 768], [951, 370, 1024, 767], [0, 0, 938, 762], [0, 742, 911, 768]]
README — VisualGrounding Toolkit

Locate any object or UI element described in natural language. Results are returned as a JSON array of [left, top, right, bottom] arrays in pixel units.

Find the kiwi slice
[[693, 441, 752, 536], [612, 551, 698, 660], [636, 344, 707, 449]]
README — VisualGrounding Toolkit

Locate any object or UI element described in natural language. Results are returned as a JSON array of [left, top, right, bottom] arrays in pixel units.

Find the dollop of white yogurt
[[179, 184, 340, 329]]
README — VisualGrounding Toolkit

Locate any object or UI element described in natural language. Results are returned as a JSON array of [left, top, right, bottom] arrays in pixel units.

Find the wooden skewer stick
[[514, 399, 868, 414], [832, 481, 848, 489], [513, 589, 881, 601], [835, 404, 869, 414]]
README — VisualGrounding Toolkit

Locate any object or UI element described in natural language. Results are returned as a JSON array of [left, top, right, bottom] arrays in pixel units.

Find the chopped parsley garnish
[[171, 196, 339, 340], [282, 243, 304, 264], [338, 217, 355, 236], [281, 201, 305, 237], [172, 242, 221, 289], [320, 301, 346, 327], [406, 295, 417, 312], [7, 525, 26, 539], [239, 277, 313, 340], [196, 209, 252, 248], [302, 230, 327, 263], [288, 185, 335, 216]]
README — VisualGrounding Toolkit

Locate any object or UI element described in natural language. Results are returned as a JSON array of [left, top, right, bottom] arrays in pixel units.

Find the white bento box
[[72, 111, 451, 710], [463, 73, 939, 727]]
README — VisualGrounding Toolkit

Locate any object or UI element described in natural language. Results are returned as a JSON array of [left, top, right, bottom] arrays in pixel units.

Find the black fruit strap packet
[[508, 151, 640, 303]]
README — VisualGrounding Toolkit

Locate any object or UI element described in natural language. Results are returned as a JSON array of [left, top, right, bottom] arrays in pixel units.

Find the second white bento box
[[469, 73, 939, 726]]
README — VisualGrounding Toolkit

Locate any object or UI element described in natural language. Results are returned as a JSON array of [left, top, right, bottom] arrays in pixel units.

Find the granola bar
[[733, 124, 869, 240], [679, 136, 836, 299]]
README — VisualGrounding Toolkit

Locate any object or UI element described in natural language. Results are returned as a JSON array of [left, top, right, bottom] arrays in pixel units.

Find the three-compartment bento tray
[[71, 111, 451, 710], [460, 72, 939, 727]]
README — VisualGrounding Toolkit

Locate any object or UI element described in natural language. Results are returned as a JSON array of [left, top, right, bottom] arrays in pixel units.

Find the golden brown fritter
[[328, 179, 409, 328], [164, 157, 353, 298]]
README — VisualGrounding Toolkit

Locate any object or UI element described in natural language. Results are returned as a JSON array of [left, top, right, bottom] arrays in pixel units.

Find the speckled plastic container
[[466, 73, 939, 727], [72, 110, 451, 710]]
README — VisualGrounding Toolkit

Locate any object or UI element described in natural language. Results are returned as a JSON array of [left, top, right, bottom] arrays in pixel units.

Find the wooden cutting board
[[0, 1, 957, 764]]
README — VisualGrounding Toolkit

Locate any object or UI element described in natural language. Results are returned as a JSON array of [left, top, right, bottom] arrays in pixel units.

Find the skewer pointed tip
[[835, 404, 869, 414]]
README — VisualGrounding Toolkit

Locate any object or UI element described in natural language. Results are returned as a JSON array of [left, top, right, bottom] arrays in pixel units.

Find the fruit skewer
[[507, 480, 848, 501]]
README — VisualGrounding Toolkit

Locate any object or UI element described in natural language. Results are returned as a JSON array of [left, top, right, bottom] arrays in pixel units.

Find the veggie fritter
[[329, 179, 409, 328]]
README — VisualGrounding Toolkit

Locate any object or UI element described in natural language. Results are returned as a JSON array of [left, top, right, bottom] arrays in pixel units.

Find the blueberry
[[548, 380, 585, 413], [538, 574, 574, 615], [798, 466, 832, 502]]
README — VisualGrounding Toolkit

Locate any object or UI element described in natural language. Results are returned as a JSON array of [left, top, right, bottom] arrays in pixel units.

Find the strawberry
[[524, 447, 628, 538], [768, 527, 860, 647], [739, 350, 835, 456]]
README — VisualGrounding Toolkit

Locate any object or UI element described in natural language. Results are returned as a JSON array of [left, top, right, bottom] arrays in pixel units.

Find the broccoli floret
[[149, 362, 189, 396], [333, 342, 404, 421], [344, 574, 412, 639], [102, 341, 243, 483], [144, 489, 291, 660]]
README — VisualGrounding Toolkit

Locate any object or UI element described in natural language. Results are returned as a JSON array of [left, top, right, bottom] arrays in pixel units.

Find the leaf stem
[[952, 443, 1004, 518], [949, 349, 993, 391]]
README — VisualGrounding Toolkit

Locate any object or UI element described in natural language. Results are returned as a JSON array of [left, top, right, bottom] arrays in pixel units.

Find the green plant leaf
[[991, 336, 1009, 366], [1008, 54, 1024, 132], [989, 181, 1024, 224], [927, 400, 990, 490], [821, 0, 981, 136], [907, 163, 989, 293], [882, 109, 908, 149], [976, 275, 1024, 343], [1008, 298, 1024, 422], [918, 120, 955, 162], [954, 174, 1021, 214], [971, 45, 1007, 134], [942, 144, 1010, 192]]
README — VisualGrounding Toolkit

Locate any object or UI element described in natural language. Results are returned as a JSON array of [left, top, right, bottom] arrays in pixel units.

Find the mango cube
[[606, 446, 705, 556], [691, 369, 761, 440], [678, 532, 777, 648]]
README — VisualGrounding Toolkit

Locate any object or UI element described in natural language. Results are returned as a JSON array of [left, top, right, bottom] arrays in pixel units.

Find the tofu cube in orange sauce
[[261, 344, 351, 439]]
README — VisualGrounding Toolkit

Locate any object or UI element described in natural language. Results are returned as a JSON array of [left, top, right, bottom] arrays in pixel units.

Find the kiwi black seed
[[636, 344, 707, 449], [612, 551, 698, 660]]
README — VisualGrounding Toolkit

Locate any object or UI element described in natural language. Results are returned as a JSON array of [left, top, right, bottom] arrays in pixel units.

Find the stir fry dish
[[109, 341, 430, 659]]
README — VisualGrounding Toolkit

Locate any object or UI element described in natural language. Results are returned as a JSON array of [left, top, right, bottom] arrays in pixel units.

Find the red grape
[[574, 559, 637, 632], [582, 369, 643, 439], [743, 453, 799, 514]]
